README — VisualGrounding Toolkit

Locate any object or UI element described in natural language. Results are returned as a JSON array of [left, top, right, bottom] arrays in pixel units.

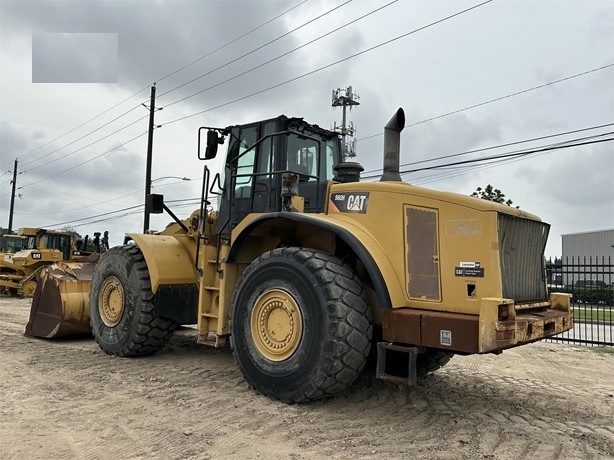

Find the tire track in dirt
[[1, 350, 164, 460], [2, 297, 613, 459]]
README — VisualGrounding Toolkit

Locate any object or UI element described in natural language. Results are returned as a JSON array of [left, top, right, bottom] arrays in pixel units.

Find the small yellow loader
[[27, 109, 572, 403]]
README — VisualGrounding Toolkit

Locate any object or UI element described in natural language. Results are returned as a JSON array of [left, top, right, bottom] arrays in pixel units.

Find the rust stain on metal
[[25, 259, 98, 339]]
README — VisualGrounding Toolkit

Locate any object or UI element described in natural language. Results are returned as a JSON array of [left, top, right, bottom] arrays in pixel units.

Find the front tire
[[230, 247, 372, 404], [90, 245, 177, 356]]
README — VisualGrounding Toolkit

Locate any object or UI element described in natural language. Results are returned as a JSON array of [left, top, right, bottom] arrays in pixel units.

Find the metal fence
[[546, 256, 613, 346]]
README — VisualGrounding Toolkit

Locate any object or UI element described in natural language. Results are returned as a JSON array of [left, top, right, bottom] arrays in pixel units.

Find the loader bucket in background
[[25, 255, 100, 339]]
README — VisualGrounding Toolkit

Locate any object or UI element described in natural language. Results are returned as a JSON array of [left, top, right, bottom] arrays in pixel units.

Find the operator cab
[[20, 228, 72, 261], [200, 115, 344, 235]]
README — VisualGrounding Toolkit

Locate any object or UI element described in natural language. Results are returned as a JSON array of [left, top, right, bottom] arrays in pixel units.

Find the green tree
[[471, 184, 518, 208], [61, 226, 82, 242]]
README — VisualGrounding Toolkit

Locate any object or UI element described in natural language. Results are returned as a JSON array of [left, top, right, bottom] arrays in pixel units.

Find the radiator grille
[[499, 214, 549, 302], [406, 206, 441, 301]]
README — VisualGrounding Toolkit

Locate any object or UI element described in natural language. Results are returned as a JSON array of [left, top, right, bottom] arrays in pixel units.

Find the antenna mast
[[332, 86, 360, 159]]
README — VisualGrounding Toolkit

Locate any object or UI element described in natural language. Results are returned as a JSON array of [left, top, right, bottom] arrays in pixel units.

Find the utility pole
[[8, 159, 18, 233], [143, 84, 158, 232], [332, 86, 360, 159]]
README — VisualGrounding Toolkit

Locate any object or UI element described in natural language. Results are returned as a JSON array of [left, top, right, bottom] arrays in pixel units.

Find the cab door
[[216, 120, 282, 234]]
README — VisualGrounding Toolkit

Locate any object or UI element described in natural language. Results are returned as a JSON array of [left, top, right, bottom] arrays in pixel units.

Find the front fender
[[228, 213, 407, 310], [126, 233, 197, 293]]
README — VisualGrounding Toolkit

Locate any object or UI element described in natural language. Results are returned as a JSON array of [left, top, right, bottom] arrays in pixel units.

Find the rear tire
[[417, 349, 453, 378], [90, 245, 177, 357], [230, 247, 372, 403]]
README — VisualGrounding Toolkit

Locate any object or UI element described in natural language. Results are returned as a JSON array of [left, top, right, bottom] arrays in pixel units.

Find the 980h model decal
[[329, 192, 369, 214]]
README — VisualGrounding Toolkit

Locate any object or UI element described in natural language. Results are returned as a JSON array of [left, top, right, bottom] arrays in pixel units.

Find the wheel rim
[[21, 280, 37, 297], [251, 289, 303, 362], [99, 276, 125, 327]]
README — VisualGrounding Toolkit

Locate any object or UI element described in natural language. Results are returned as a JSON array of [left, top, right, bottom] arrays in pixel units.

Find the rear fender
[[126, 233, 198, 293], [228, 213, 406, 311]]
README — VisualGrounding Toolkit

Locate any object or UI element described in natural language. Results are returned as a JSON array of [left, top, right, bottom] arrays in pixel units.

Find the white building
[[562, 229, 614, 261], [561, 229, 614, 287]]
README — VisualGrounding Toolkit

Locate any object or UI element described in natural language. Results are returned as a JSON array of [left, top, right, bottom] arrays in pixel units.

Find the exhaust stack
[[380, 108, 405, 182]]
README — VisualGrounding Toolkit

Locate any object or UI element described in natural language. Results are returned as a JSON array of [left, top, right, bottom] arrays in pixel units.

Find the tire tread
[[231, 247, 372, 403], [91, 245, 176, 357]]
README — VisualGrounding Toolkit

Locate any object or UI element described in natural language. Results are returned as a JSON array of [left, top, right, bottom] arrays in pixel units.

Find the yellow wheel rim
[[21, 280, 37, 298], [251, 289, 303, 362], [99, 276, 125, 327]]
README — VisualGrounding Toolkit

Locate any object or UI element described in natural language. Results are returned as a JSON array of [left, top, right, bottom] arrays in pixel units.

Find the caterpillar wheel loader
[[27, 109, 572, 403], [0, 227, 98, 298]]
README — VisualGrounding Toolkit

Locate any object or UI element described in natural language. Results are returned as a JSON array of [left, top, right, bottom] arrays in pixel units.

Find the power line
[[34, 135, 612, 229], [401, 132, 614, 174], [41, 196, 205, 229], [1, 1, 310, 172], [163, 0, 494, 126], [157, 0, 352, 100], [20, 105, 144, 169], [42, 203, 145, 228], [154, 0, 309, 85], [357, 63, 614, 142], [23, 114, 149, 174], [18, 176, 203, 218], [67, 197, 210, 229], [38, 135, 614, 230], [0, 86, 151, 172], [23, 132, 147, 188], [6, 0, 487, 189], [362, 134, 614, 180], [361, 121, 614, 176], [163, 1, 396, 109], [410, 134, 611, 187]]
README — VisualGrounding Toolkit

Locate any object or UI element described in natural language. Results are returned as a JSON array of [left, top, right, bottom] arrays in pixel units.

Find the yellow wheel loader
[[27, 109, 572, 403]]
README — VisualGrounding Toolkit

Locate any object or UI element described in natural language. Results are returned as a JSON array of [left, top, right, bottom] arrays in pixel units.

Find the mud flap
[[25, 256, 99, 338]]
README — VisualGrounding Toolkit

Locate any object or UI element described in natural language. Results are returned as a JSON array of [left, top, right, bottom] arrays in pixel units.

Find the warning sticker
[[459, 261, 480, 268]]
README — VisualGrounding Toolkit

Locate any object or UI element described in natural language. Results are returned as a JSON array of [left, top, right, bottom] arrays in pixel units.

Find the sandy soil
[[1, 297, 613, 460]]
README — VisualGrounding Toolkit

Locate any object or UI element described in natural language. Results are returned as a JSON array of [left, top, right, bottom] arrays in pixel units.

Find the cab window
[[225, 125, 258, 198], [287, 135, 318, 181], [286, 134, 338, 182]]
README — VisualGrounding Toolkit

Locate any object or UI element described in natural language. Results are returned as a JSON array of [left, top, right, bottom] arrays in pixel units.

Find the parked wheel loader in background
[[27, 108, 572, 403], [0, 227, 97, 297]]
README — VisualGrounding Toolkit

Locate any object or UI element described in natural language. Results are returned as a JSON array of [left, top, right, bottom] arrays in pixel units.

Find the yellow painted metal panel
[[127, 233, 197, 293]]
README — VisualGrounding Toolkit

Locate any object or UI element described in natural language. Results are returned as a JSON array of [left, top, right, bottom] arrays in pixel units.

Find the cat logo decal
[[329, 192, 369, 214]]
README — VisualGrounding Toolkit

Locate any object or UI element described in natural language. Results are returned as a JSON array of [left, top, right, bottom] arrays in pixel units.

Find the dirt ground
[[1, 297, 613, 460]]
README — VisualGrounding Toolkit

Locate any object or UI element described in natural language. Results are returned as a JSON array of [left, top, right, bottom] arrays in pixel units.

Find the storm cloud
[[0, 0, 613, 254]]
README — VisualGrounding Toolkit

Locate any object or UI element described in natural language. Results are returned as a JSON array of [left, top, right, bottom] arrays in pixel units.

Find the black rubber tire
[[230, 247, 372, 404], [417, 349, 453, 379], [89, 245, 177, 357]]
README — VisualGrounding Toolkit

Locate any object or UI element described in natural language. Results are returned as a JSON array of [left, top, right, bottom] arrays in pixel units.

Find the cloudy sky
[[0, 0, 613, 258]]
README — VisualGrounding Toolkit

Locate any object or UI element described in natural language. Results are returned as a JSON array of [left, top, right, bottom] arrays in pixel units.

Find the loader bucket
[[25, 255, 100, 338]]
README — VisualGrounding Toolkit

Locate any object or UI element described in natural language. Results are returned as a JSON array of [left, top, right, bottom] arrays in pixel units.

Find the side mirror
[[147, 193, 164, 214], [205, 130, 219, 159], [198, 127, 227, 160]]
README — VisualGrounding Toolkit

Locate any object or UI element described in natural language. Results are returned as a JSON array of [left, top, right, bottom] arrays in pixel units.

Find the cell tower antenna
[[331, 86, 360, 158]]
